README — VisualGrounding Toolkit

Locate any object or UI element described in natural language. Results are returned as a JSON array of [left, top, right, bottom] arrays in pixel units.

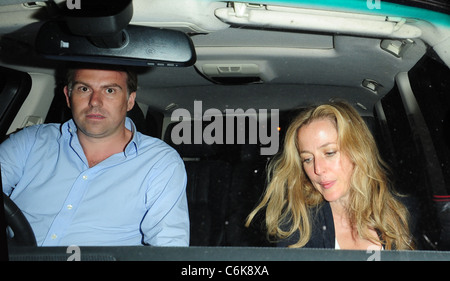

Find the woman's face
[[297, 118, 354, 205]]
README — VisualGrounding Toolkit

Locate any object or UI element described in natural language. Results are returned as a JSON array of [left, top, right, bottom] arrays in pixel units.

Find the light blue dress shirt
[[0, 118, 189, 247]]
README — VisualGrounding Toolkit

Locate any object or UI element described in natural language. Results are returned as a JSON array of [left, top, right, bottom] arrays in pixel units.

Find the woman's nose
[[314, 157, 325, 175]]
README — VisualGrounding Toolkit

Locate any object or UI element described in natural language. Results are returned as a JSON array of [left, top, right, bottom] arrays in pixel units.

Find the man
[[0, 64, 189, 246]]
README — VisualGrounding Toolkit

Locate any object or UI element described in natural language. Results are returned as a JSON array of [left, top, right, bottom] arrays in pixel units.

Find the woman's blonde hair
[[246, 101, 414, 250]]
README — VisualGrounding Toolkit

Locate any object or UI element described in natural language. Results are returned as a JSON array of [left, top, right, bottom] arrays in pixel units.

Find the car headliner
[[0, 0, 448, 117]]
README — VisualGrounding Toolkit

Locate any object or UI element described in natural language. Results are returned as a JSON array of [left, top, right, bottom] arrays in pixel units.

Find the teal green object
[[244, 0, 450, 26]]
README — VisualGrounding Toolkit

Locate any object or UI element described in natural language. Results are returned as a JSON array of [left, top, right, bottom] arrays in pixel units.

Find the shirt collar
[[62, 117, 139, 157], [124, 117, 138, 156]]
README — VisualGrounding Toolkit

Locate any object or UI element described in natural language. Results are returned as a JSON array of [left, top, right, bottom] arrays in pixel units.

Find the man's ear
[[127, 92, 136, 111], [63, 86, 71, 108]]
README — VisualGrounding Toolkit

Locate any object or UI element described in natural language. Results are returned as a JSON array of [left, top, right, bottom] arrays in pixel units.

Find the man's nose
[[89, 91, 102, 107]]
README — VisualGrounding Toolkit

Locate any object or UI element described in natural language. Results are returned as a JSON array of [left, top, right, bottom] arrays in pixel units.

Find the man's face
[[64, 69, 136, 139]]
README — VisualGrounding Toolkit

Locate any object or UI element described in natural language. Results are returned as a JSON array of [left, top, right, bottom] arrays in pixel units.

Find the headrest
[[164, 121, 222, 159], [239, 143, 261, 162]]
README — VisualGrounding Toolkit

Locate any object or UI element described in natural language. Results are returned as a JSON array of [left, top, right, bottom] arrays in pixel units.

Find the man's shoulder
[[10, 123, 62, 139], [135, 132, 183, 161]]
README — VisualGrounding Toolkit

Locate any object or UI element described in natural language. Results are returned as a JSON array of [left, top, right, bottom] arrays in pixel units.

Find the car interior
[[1, 0, 450, 261]]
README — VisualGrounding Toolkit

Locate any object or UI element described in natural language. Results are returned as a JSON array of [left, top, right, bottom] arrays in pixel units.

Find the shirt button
[[51, 234, 57, 240], [82, 175, 88, 180], [67, 204, 73, 210]]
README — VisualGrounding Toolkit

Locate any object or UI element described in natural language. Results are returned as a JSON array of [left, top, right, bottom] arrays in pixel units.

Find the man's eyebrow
[[72, 81, 123, 90], [72, 80, 87, 86], [101, 83, 123, 89]]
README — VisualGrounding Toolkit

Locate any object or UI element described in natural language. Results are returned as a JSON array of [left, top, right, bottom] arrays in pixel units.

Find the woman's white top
[[335, 237, 384, 250]]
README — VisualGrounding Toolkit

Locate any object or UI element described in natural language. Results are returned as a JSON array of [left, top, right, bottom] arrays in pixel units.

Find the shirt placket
[[41, 170, 92, 246]]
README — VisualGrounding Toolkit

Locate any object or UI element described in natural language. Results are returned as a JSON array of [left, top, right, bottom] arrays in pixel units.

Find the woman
[[246, 101, 415, 250]]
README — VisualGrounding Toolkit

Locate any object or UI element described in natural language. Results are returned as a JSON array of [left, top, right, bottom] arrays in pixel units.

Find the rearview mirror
[[35, 21, 196, 67]]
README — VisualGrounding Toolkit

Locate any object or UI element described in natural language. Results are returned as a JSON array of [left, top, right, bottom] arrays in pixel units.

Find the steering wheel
[[3, 193, 36, 246]]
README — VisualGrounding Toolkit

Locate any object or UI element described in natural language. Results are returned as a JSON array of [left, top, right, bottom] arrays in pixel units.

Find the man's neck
[[78, 128, 133, 167]]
